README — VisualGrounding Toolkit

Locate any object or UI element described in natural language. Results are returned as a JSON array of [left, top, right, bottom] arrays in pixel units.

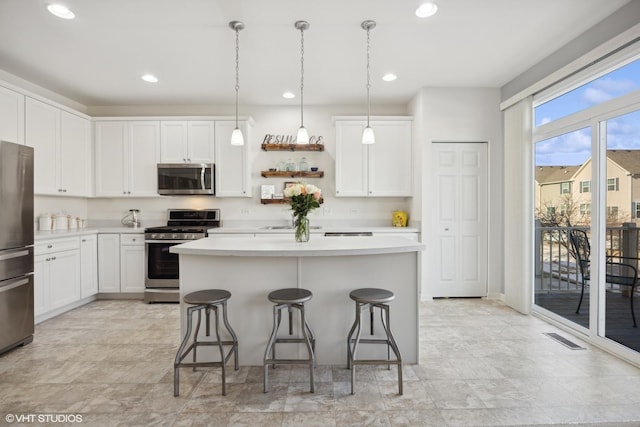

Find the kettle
[[121, 209, 141, 228]]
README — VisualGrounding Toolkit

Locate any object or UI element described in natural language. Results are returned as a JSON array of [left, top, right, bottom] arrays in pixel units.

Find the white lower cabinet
[[34, 237, 82, 318], [98, 233, 145, 294], [120, 234, 145, 293], [80, 234, 98, 298]]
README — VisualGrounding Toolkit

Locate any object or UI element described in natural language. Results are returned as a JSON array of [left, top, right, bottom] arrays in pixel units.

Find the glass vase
[[295, 216, 310, 242]]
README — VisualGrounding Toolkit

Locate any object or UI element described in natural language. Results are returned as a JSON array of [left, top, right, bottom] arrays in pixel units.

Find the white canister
[[68, 216, 77, 229], [53, 214, 68, 231], [39, 214, 52, 231]]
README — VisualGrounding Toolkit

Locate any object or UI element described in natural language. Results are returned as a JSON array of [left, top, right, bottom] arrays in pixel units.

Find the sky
[[535, 59, 640, 166]]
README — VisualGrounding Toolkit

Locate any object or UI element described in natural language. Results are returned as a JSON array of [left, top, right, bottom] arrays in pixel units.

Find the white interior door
[[430, 142, 488, 297]]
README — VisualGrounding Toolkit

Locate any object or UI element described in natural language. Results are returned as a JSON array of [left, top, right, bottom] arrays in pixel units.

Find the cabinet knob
[[51, 256, 56, 261], [46, 257, 50, 261], [187, 158, 191, 162], [128, 191, 131, 194], [132, 238, 136, 242], [47, 244, 53, 249], [183, 158, 187, 162], [82, 239, 86, 242], [63, 189, 67, 193], [123, 191, 127, 195]]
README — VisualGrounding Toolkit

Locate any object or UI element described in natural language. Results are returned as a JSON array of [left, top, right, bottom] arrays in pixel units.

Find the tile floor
[[2, 298, 640, 426]]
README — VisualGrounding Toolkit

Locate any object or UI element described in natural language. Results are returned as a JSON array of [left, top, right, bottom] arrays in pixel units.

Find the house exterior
[[535, 150, 640, 226]]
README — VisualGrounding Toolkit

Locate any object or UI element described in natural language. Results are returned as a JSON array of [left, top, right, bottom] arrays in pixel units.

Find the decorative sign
[[262, 134, 324, 145]]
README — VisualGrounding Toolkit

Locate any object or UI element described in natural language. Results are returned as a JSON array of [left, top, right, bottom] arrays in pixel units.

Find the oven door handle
[[145, 240, 191, 244]]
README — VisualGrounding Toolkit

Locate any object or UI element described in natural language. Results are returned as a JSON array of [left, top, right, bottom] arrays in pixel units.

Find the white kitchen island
[[171, 235, 424, 366]]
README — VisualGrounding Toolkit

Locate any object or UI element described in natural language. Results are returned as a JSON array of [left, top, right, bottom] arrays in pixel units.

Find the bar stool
[[347, 288, 402, 395], [174, 289, 239, 396], [263, 288, 316, 393]]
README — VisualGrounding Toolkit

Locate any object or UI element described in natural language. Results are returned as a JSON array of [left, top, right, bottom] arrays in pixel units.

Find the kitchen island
[[171, 235, 424, 365]]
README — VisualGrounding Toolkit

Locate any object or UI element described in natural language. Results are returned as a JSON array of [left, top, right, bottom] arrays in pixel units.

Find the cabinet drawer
[[35, 237, 80, 255], [120, 234, 144, 245]]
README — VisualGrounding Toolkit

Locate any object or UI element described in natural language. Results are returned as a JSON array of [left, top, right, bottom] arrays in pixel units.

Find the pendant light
[[295, 21, 310, 144], [361, 20, 376, 144], [229, 21, 245, 146]]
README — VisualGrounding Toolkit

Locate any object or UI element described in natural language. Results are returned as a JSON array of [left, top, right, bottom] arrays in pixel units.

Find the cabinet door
[[60, 111, 90, 196], [80, 235, 98, 298], [34, 254, 49, 316], [95, 121, 127, 196], [187, 121, 215, 163], [120, 244, 145, 292], [49, 250, 81, 310], [368, 121, 413, 196], [26, 97, 59, 195], [128, 121, 160, 196], [98, 234, 121, 292], [0, 85, 25, 144], [160, 121, 188, 162], [335, 121, 368, 197], [214, 120, 250, 197]]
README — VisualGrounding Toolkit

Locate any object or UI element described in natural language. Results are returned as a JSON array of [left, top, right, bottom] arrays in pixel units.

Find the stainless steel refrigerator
[[0, 140, 34, 354]]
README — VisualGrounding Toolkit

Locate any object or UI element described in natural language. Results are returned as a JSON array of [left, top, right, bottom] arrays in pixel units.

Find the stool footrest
[[349, 338, 392, 345], [265, 358, 314, 365], [350, 359, 402, 365], [275, 337, 313, 344]]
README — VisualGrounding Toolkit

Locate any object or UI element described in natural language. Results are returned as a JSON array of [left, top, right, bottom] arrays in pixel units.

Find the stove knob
[[172, 234, 178, 239], [151, 234, 157, 239]]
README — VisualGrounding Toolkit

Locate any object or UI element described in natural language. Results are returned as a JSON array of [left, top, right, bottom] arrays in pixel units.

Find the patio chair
[[569, 229, 638, 327]]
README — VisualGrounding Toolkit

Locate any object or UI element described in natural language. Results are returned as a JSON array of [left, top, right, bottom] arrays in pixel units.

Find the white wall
[[409, 87, 504, 299], [83, 103, 414, 227]]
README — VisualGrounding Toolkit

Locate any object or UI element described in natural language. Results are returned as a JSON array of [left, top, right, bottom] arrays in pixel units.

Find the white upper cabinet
[[25, 97, 90, 196], [160, 120, 215, 163], [0, 85, 25, 144], [214, 120, 251, 197], [335, 118, 413, 197], [95, 120, 160, 197]]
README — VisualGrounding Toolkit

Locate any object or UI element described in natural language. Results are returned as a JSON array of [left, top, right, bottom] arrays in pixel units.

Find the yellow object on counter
[[392, 210, 408, 227]]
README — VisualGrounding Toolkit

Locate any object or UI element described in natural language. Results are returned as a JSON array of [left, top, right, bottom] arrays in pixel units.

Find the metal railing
[[535, 222, 640, 293]]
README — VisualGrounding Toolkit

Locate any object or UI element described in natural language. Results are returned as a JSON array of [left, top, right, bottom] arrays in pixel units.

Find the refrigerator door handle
[[0, 249, 30, 261], [0, 277, 30, 293]]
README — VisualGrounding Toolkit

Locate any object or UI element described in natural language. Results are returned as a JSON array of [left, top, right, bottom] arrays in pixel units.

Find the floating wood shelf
[[261, 143, 324, 152], [261, 171, 324, 178], [261, 198, 324, 205]]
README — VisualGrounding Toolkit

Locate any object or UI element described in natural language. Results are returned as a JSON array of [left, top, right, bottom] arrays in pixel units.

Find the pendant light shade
[[229, 21, 245, 146], [362, 20, 376, 145], [295, 20, 310, 144]]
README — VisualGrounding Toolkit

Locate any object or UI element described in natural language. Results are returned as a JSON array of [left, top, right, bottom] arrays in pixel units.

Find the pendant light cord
[[300, 25, 305, 128], [366, 25, 371, 128], [235, 26, 240, 129]]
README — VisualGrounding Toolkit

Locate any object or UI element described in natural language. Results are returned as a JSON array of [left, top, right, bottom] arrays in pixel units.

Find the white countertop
[[35, 226, 144, 241], [171, 235, 424, 257], [208, 226, 419, 234]]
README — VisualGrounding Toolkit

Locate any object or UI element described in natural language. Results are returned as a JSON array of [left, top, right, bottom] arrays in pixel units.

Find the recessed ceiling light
[[47, 4, 75, 19], [282, 92, 295, 99], [141, 74, 158, 83], [415, 2, 438, 18], [382, 73, 397, 82]]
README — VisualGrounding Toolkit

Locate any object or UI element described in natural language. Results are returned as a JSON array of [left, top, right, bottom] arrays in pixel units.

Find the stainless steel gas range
[[144, 209, 220, 303]]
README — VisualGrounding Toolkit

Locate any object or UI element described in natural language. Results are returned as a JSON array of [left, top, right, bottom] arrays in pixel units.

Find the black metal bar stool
[[174, 289, 239, 396], [263, 288, 316, 393], [347, 287, 402, 395]]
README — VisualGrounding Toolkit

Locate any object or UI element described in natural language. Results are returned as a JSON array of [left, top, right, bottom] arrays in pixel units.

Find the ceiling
[[0, 0, 631, 107]]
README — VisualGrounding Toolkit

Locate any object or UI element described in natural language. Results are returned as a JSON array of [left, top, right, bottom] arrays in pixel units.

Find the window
[[607, 178, 619, 191], [607, 206, 619, 220], [634, 202, 640, 219], [560, 182, 571, 194], [580, 181, 591, 193], [560, 204, 569, 215], [546, 206, 556, 216], [580, 203, 591, 216], [534, 58, 640, 126]]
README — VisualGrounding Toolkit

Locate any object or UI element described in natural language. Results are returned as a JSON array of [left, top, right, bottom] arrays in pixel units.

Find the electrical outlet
[[240, 208, 251, 215], [350, 209, 359, 216]]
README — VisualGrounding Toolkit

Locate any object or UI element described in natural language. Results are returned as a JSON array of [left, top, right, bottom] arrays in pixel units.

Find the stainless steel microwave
[[157, 163, 215, 195]]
